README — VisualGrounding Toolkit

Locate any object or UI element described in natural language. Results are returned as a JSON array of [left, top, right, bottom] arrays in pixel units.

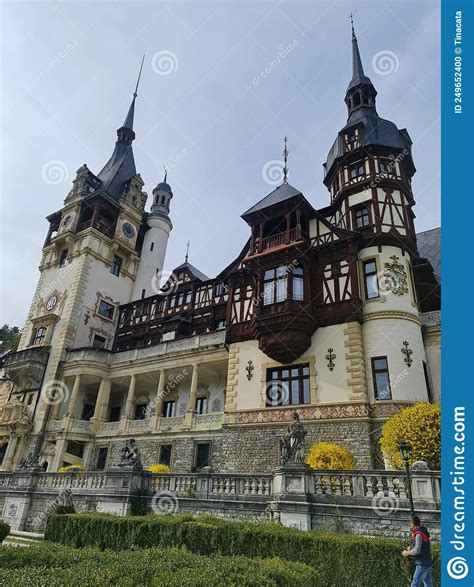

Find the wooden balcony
[[249, 228, 304, 257]]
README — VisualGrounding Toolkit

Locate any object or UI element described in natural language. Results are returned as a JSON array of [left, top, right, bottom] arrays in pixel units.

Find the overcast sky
[[0, 0, 440, 326]]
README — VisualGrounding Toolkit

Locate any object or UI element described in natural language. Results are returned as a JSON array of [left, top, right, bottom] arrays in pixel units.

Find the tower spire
[[282, 136, 289, 184], [123, 55, 145, 130], [185, 240, 190, 263], [163, 165, 168, 183]]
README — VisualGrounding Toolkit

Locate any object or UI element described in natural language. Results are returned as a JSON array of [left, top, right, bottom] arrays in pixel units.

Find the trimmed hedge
[[0, 520, 10, 543], [0, 542, 317, 586], [45, 513, 440, 586]]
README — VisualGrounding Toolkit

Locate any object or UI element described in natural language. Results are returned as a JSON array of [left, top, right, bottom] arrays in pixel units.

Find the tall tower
[[323, 23, 431, 405], [0, 66, 171, 469], [132, 173, 173, 299]]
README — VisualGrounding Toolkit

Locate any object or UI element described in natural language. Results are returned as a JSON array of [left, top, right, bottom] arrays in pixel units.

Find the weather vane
[[283, 136, 289, 184], [163, 165, 168, 183], [349, 10, 358, 34], [185, 240, 190, 263]]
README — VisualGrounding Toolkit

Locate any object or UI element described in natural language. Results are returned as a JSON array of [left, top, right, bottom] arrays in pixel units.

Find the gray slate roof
[[416, 227, 441, 282], [242, 183, 303, 217], [174, 261, 210, 282]]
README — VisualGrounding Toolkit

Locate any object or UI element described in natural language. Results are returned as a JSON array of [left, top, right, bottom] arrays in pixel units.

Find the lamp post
[[399, 441, 415, 516]]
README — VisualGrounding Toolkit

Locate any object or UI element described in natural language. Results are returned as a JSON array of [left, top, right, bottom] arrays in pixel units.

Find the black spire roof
[[347, 24, 374, 93], [323, 24, 412, 179], [96, 57, 144, 200]]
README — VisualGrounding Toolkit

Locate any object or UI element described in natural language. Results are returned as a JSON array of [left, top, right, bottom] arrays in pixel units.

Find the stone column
[[151, 370, 166, 431], [184, 364, 199, 426], [66, 375, 81, 419], [50, 378, 69, 420], [120, 374, 136, 431], [2, 434, 19, 471], [90, 378, 111, 433]]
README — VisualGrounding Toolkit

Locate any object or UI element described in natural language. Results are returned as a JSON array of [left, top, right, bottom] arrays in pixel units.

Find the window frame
[[362, 259, 380, 300], [97, 299, 115, 321], [110, 255, 122, 277], [196, 396, 208, 415], [32, 326, 47, 346], [159, 444, 172, 467], [194, 441, 211, 470], [92, 334, 107, 349], [163, 400, 176, 418], [353, 204, 370, 229], [58, 248, 68, 268], [371, 356, 392, 400], [266, 363, 311, 407]]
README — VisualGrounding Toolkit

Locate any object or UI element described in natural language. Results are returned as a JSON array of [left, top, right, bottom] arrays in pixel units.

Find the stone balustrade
[[66, 331, 226, 366], [0, 468, 441, 538]]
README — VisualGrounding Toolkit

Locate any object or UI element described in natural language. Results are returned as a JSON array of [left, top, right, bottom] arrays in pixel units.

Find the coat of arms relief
[[382, 255, 409, 296]]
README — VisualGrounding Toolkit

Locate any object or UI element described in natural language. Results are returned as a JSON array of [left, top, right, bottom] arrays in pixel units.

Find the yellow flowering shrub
[[305, 442, 356, 470], [147, 463, 171, 473], [379, 402, 440, 470], [58, 464, 85, 474]]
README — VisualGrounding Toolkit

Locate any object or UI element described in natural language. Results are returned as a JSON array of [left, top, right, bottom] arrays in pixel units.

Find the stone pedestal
[[96, 469, 147, 516], [271, 464, 314, 531]]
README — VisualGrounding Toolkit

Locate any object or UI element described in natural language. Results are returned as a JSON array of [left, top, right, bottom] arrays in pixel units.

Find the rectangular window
[[349, 162, 365, 179], [266, 363, 310, 407], [354, 206, 370, 229], [195, 442, 211, 469], [363, 259, 379, 299], [66, 440, 85, 458], [58, 248, 68, 268], [32, 326, 47, 346], [150, 242, 154, 251], [98, 300, 115, 320], [92, 334, 107, 349], [110, 255, 122, 277], [379, 159, 395, 176], [134, 403, 147, 420], [196, 397, 207, 415], [163, 401, 176, 418], [159, 444, 172, 466], [423, 361, 433, 403], [97, 447, 108, 470], [371, 357, 392, 400], [141, 289, 146, 299], [263, 267, 287, 305], [27, 393, 34, 406], [292, 266, 304, 301]]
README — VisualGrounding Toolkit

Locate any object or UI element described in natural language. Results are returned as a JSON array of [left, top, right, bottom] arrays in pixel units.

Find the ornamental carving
[[401, 341, 413, 367], [237, 403, 370, 424], [325, 348, 336, 372], [382, 255, 408, 296]]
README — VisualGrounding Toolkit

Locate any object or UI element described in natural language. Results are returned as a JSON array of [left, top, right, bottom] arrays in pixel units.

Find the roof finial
[[349, 10, 357, 38], [282, 136, 289, 184], [163, 165, 168, 183], [185, 240, 190, 263], [134, 54, 145, 98]]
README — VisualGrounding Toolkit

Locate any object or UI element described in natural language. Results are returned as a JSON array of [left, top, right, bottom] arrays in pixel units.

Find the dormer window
[[344, 127, 360, 152]]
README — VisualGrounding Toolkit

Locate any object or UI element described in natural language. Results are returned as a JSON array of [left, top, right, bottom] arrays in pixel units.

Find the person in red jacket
[[402, 515, 433, 587]]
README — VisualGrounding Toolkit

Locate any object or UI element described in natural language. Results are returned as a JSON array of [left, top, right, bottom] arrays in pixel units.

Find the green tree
[[0, 324, 21, 352]]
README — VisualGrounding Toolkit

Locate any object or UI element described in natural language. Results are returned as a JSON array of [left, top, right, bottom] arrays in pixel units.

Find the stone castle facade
[[0, 26, 440, 475]]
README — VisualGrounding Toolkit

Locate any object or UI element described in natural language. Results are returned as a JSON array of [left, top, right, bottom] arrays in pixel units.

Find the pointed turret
[[97, 56, 144, 199], [344, 23, 377, 118]]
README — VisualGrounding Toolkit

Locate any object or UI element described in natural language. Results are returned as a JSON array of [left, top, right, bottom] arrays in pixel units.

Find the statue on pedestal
[[18, 453, 41, 471], [115, 439, 143, 471], [280, 412, 307, 466]]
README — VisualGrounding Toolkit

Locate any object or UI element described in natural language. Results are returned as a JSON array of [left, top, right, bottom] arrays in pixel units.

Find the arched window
[[32, 327, 47, 346]]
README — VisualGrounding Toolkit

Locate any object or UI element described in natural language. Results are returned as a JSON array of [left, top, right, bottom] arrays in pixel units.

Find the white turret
[[132, 177, 173, 299]]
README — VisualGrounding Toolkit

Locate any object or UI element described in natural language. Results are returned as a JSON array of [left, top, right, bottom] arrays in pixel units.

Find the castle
[[0, 25, 440, 475]]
